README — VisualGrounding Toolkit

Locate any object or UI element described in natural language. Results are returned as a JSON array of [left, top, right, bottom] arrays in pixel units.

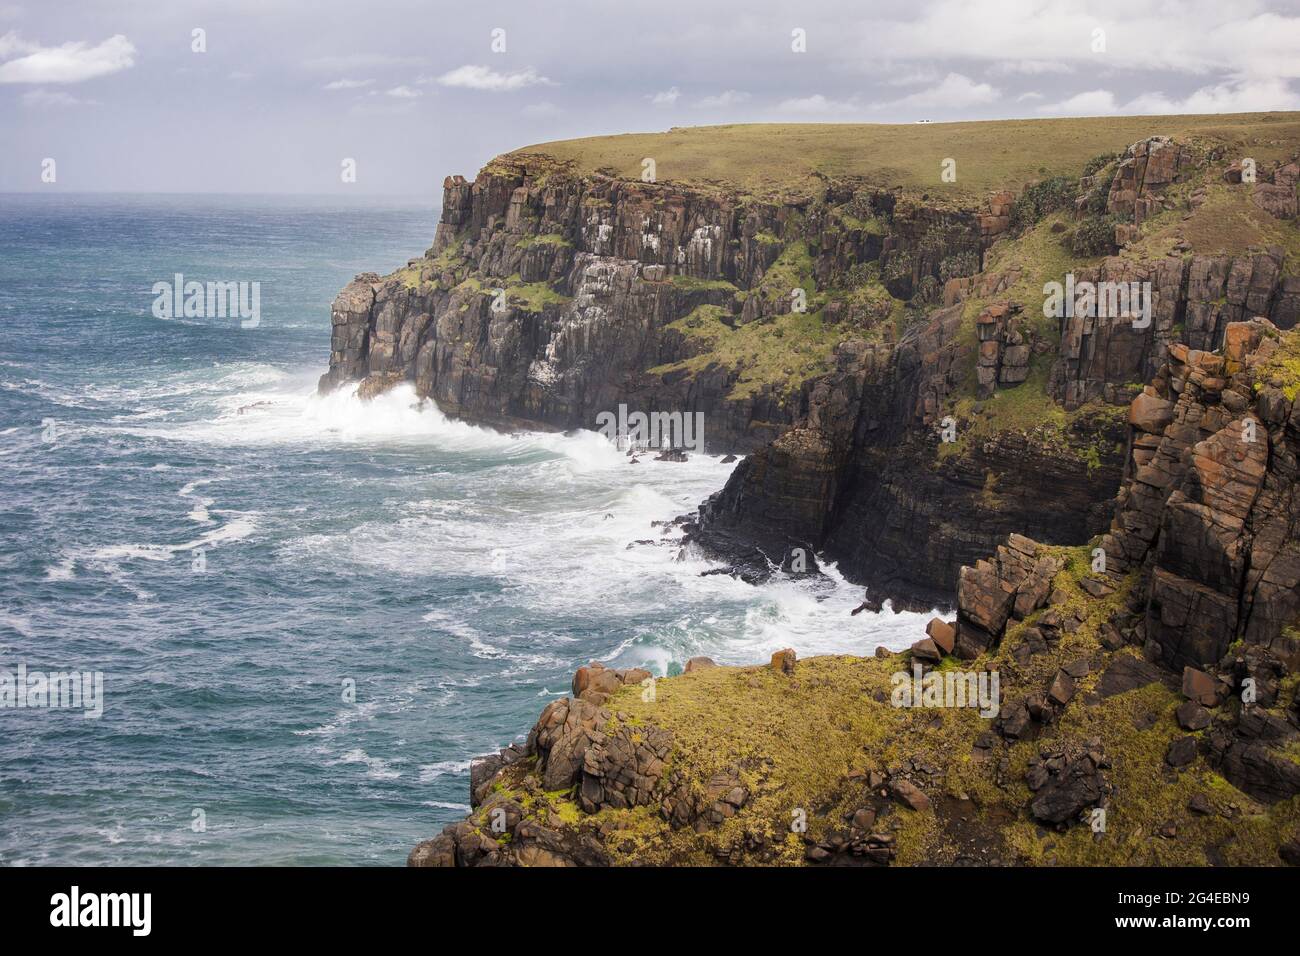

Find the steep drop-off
[[315, 116, 1300, 866]]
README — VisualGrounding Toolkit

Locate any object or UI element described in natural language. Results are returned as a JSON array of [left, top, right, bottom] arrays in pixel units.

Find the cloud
[[385, 84, 422, 98], [324, 78, 373, 90], [22, 88, 94, 108], [884, 69, 940, 87], [694, 89, 749, 109], [1035, 78, 1300, 116], [648, 86, 680, 106], [435, 64, 554, 92], [1035, 89, 1117, 115], [989, 60, 1072, 76], [866, 1, 1300, 79], [776, 94, 859, 115], [1124, 78, 1300, 114], [0, 32, 135, 84], [876, 72, 999, 111]]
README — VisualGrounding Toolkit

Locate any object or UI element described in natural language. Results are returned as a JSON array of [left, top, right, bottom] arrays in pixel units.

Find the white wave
[[0, 613, 35, 639], [418, 759, 472, 783], [331, 748, 403, 780]]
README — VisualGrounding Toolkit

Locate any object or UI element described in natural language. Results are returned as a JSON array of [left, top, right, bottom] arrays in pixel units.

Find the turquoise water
[[0, 194, 929, 865]]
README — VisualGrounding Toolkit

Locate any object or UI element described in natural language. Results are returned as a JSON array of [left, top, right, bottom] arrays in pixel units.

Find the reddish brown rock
[[926, 618, 957, 655], [770, 648, 797, 675]]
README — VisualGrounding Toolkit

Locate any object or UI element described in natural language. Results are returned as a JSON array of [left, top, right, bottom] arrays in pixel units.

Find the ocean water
[[0, 194, 932, 865]]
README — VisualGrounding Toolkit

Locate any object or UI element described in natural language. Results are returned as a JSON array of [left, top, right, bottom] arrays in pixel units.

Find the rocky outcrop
[[689, 137, 1299, 608], [387, 130, 1300, 867], [319, 157, 992, 453], [1096, 319, 1300, 673]]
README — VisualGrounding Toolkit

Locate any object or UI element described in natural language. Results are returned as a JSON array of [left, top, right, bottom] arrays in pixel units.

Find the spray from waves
[[108, 363, 937, 667], [46, 480, 258, 584], [121, 369, 629, 471]]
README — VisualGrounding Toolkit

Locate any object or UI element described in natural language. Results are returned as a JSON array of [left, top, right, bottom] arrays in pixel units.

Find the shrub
[[1083, 152, 1121, 178], [1068, 216, 1117, 256], [1010, 177, 1077, 232]]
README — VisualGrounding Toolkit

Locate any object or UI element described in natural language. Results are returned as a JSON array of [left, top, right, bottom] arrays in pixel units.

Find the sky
[[2, 0, 1299, 197]]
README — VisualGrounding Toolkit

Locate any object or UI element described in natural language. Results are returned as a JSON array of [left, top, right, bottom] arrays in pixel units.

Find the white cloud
[[1035, 89, 1118, 115], [876, 72, 999, 111], [1035, 78, 1300, 116], [435, 64, 554, 92], [386, 84, 422, 98], [989, 60, 1072, 76], [324, 78, 373, 90], [1124, 78, 1300, 114], [694, 89, 749, 109], [776, 94, 859, 115], [0, 32, 134, 84], [866, 0, 1300, 79], [648, 86, 680, 106]]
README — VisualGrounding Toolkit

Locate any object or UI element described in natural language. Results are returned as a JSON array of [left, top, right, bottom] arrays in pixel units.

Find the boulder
[[771, 648, 797, 675], [1128, 391, 1175, 434], [1165, 736, 1198, 768], [1181, 667, 1220, 707], [925, 618, 957, 655], [889, 778, 931, 812], [1175, 701, 1211, 731], [1029, 752, 1107, 824], [910, 637, 942, 663], [1047, 671, 1077, 707]]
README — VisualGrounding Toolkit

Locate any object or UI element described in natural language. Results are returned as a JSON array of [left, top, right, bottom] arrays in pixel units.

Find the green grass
[[1255, 327, 1300, 401], [501, 114, 1300, 204], [516, 233, 572, 249], [504, 278, 570, 312], [653, 306, 841, 400], [667, 274, 739, 294]]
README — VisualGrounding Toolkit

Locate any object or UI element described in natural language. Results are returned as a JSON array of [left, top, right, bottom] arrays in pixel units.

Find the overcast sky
[[2, 0, 1298, 197]]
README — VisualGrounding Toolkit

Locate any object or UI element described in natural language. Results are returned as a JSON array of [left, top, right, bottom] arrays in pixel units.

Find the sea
[[0, 193, 931, 865]]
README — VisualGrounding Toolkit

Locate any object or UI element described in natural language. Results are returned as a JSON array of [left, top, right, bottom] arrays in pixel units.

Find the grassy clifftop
[[505, 113, 1300, 203]]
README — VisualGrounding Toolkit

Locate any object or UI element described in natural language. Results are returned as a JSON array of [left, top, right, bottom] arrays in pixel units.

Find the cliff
[[410, 320, 1300, 867], [313, 114, 1300, 866]]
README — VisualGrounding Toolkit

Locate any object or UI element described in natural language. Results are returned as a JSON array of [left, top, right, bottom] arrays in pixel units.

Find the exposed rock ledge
[[410, 321, 1300, 867]]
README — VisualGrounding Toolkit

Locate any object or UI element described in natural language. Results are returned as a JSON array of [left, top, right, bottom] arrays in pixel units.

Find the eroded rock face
[[1098, 319, 1300, 672], [954, 535, 1064, 657], [320, 161, 989, 454]]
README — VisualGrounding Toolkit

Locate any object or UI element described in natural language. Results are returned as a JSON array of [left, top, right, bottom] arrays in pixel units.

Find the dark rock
[[910, 637, 943, 663], [1175, 700, 1212, 731], [1165, 736, 1198, 768]]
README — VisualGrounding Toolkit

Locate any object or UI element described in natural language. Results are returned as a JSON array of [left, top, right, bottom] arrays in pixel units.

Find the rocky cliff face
[[320, 155, 997, 452], [691, 138, 1300, 607], [411, 321, 1300, 869], [393, 128, 1300, 869]]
